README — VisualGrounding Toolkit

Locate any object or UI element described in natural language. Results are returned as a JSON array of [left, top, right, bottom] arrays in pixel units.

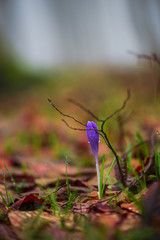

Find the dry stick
[[127, 51, 160, 66], [68, 92, 130, 172], [49, 90, 131, 186], [62, 119, 106, 142], [68, 89, 130, 123], [62, 119, 86, 131], [68, 98, 102, 122], [62, 96, 159, 186], [128, 51, 160, 100], [69, 93, 131, 185], [48, 97, 86, 127]]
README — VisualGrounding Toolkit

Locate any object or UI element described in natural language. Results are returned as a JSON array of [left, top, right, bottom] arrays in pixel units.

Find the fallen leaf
[[11, 193, 44, 211]]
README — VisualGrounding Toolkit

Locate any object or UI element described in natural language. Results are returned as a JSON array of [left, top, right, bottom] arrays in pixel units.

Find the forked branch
[[48, 90, 131, 186], [128, 50, 160, 66]]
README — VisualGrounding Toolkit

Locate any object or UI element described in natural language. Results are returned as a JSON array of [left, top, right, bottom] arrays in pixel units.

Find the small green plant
[[99, 155, 105, 198], [101, 155, 116, 197], [36, 178, 60, 216], [64, 157, 77, 212], [117, 183, 142, 212], [3, 159, 24, 193], [126, 140, 147, 190], [0, 170, 14, 209]]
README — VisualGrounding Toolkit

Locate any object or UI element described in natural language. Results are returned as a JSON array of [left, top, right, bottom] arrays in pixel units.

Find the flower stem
[[100, 131, 125, 186], [95, 156, 100, 198]]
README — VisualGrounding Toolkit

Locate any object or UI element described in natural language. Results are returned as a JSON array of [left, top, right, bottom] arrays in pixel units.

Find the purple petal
[[86, 121, 99, 158]]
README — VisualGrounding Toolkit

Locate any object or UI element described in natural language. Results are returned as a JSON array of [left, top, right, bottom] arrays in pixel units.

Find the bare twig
[[68, 98, 102, 122], [68, 89, 130, 124], [97, 90, 131, 186], [48, 90, 131, 187], [128, 50, 160, 66], [62, 119, 86, 131], [48, 97, 86, 127]]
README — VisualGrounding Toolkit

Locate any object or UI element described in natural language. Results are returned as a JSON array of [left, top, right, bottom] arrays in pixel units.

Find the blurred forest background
[[0, 0, 160, 117]]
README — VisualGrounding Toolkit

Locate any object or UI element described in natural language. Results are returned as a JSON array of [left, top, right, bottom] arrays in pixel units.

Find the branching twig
[[48, 90, 131, 187], [62, 119, 86, 131], [48, 97, 86, 127], [62, 119, 107, 143], [68, 89, 130, 124], [128, 51, 160, 66], [68, 98, 102, 122]]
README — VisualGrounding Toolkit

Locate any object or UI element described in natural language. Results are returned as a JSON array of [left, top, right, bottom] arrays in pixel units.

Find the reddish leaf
[[117, 201, 140, 215], [0, 174, 36, 193], [4, 174, 35, 183], [11, 193, 44, 211], [92, 202, 110, 213]]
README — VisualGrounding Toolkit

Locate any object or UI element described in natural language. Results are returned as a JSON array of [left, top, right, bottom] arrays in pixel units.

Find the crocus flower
[[86, 121, 100, 197]]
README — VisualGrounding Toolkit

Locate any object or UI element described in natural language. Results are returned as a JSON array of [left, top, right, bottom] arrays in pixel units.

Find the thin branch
[[68, 98, 102, 122], [68, 90, 130, 124], [62, 119, 86, 131], [48, 91, 131, 187], [62, 119, 109, 147], [48, 97, 86, 127], [128, 50, 160, 66]]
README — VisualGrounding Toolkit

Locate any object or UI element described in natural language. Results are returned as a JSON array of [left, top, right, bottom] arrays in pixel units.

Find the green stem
[[95, 156, 100, 198]]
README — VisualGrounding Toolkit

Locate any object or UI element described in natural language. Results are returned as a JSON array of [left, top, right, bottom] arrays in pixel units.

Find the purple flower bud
[[86, 121, 99, 158]]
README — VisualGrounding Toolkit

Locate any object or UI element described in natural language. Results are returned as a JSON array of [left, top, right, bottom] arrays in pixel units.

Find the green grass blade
[[3, 159, 19, 192], [3, 170, 9, 205], [54, 177, 60, 199], [47, 188, 57, 215], [36, 183, 48, 196], [9, 192, 14, 204], [100, 155, 105, 198], [0, 191, 8, 208], [102, 157, 116, 195]]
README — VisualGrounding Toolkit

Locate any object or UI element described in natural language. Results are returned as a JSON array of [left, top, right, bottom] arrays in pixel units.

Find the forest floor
[[0, 65, 160, 240]]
